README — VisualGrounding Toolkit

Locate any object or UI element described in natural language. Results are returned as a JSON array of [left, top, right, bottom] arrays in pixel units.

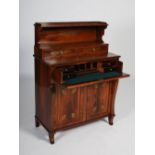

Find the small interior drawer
[[103, 60, 117, 67]]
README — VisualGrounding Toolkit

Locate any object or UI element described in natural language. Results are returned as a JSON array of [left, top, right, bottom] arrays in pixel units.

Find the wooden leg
[[35, 117, 40, 127], [108, 115, 115, 125], [49, 131, 55, 144], [108, 80, 118, 126]]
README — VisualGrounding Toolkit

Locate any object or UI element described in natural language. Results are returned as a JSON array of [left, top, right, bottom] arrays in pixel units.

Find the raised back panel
[[35, 22, 108, 45], [34, 22, 109, 63], [39, 27, 97, 44]]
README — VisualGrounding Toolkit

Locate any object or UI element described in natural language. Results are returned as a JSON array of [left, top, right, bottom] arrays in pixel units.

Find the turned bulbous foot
[[35, 117, 40, 127], [108, 115, 115, 125], [49, 132, 55, 144]]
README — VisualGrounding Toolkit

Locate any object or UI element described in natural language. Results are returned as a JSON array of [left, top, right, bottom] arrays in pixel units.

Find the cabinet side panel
[[35, 59, 50, 130], [35, 59, 40, 118]]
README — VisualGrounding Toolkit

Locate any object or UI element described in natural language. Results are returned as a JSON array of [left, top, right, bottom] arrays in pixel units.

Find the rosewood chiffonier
[[33, 21, 129, 144]]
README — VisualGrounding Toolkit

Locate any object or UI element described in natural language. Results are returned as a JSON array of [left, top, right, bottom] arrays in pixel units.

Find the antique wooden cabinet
[[34, 21, 129, 144]]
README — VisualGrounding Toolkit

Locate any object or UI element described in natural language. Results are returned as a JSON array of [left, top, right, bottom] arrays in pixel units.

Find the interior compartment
[[53, 60, 124, 84]]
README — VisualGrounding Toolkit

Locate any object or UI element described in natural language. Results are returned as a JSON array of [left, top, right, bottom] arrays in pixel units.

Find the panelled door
[[57, 87, 82, 127], [56, 81, 110, 128], [86, 82, 109, 120]]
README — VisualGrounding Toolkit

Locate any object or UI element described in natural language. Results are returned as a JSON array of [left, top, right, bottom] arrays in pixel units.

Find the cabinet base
[[35, 115, 115, 144]]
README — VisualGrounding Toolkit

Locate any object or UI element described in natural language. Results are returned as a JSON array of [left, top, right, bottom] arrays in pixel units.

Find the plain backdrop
[[20, 0, 134, 78], [19, 0, 135, 155]]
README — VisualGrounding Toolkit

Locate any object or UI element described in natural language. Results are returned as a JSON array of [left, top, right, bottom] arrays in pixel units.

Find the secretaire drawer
[[103, 60, 117, 67]]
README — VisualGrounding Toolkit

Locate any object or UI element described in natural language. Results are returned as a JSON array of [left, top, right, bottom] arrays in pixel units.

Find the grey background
[[19, 0, 135, 154]]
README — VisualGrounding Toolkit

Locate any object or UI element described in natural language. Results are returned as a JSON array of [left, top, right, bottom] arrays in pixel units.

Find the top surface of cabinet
[[34, 21, 108, 28]]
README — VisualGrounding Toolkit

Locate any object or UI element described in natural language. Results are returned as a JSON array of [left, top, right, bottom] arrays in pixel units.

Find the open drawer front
[[62, 72, 129, 89]]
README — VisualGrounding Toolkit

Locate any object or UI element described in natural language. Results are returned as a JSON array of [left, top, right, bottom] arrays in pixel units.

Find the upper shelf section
[[34, 21, 108, 45]]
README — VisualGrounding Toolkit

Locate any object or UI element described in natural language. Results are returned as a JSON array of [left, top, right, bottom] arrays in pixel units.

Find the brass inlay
[[62, 89, 66, 95], [50, 50, 64, 56], [52, 51, 59, 55], [93, 107, 97, 112], [94, 85, 98, 89], [62, 114, 66, 121], [60, 50, 64, 55], [71, 88, 77, 94], [71, 113, 75, 118], [92, 48, 96, 52], [101, 105, 104, 109]]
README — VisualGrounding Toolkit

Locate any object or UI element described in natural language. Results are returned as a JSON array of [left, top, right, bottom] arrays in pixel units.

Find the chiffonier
[[34, 21, 129, 144]]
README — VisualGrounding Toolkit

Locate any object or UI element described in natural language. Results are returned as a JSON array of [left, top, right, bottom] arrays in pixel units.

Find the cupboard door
[[86, 82, 109, 120], [57, 87, 81, 127], [86, 84, 99, 119], [98, 82, 109, 114]]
